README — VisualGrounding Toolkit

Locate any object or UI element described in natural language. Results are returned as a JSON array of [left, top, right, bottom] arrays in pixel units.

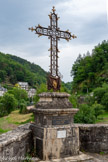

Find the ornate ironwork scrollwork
[[29, 7, 77, 91]]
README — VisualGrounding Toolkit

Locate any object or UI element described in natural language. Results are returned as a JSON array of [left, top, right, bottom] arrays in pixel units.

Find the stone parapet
[[0, 124, 33, 162], [77, 124, 108, 153]]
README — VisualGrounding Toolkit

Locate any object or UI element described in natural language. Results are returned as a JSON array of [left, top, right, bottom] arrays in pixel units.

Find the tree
[[1, 93, 17, 114], [34, 83, 48, 104], [0, 52, 47, 87], [71, 40, 108, 93], [0, 70, 7, 82], [69, 94, 78, 108], [8, 87, 28, 101]]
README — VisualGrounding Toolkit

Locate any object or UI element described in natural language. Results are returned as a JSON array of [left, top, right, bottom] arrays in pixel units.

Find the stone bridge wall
[[0, 124, 34, 162], [0, 123, 108, 161], [78, 124, 108, 153]]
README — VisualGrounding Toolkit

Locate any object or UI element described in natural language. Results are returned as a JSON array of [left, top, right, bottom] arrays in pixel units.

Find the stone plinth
[[31, 92, 78, 127], [30, 92, 79, 160]]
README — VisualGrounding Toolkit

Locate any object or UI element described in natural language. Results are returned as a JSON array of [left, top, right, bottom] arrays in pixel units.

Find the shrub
[[0, 102, 8, 117], [8, 87, 28, 101], [19, 99, 28, 114], [1, 93, 17, 114], [101, 92, 108, 111], [91, 103, 104, 118], [74, 104, 96, 124]]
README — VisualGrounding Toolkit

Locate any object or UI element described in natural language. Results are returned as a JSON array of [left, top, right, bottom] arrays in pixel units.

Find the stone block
[[31, 124, 79, 161]]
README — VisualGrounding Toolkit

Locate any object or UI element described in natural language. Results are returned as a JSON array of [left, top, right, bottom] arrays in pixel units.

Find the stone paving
[[38, 152, 108, 162], [85, 153, 108, 162]]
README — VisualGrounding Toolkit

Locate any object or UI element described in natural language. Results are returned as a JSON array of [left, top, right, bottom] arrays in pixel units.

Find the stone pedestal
[[30, 92, 79, 161]]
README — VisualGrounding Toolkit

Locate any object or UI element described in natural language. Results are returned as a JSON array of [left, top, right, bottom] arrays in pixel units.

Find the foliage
[[74, 104, 96, 124], [61, 82, 72, 93], [8, 87, 28, 101], [93, 83, 108, 111], [0, 102, 7, 117], [19, 99, 28, 114], [95, 112, 108, 123], [69, 94, 78, 108], [91, 103, 104, 118], [0, 93, 17, 117], [34, 83, 49, 104], [71, 40, 108, 93], [0, 128, 10, 134], [101, 92, 108, 111], [0, 52, 47, 87]]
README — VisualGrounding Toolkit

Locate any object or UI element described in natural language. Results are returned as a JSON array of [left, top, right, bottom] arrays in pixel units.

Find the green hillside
[[0, 52, 47, 88], [71, 40, 108, 94]]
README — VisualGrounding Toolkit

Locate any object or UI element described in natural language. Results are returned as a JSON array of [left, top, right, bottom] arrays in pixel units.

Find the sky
[[0, 0, 108, 82]]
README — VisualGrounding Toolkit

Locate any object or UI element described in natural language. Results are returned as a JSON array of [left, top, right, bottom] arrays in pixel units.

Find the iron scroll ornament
[[29, 6, 77, 91]]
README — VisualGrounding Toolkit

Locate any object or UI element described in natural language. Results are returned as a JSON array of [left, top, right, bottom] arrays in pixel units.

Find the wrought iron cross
[[29, 6, 77, 91]]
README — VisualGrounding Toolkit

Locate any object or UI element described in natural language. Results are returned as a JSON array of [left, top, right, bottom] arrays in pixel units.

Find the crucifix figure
[[29, 6, 77, 91]]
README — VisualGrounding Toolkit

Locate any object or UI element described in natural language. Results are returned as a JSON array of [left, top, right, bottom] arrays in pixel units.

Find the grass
[[96, 112, 108, 124], [7, 110, 34, 124], [0, 110, 34, 134], [0, 128, 10, 135]]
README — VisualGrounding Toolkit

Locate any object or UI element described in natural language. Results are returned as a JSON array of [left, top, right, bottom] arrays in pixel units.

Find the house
[[17, 82, 29, 91], [0, 85, 7, 96], [28, 88, 36, 98]]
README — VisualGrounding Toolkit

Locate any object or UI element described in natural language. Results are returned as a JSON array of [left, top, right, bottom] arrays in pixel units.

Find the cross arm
[[57, 29, 77, 41], [29, 25, 52, 37]]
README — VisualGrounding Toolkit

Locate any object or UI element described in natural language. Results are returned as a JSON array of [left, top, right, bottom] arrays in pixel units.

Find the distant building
[[0, 85, 7, 96], [17, 82, 29, 91], [28, 88, 36, 98]]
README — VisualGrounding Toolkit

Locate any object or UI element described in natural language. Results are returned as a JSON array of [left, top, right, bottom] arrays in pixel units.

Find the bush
[[1, 93, 17, 114], [0, 93, 17, 117], [93, 87, 105, 103], [93, 84, 108, 111], [8, 87, 28, 101], [74, 104, 96, 124], [91, 103, 104, 118], [101, 92, 108, 111], [0, 102, 8, 117], [19, 99, 28, 114]]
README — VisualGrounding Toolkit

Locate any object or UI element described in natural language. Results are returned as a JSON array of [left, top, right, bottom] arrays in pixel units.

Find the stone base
[[30, 124, 79, 161], [30, 92, 79, 161], [30, 92, 79, 127]]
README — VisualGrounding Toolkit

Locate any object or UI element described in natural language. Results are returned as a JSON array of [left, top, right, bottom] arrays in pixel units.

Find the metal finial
[[71, 34, 77, 39], [28, 27, 35, 32], [52, 6, 56, 13]]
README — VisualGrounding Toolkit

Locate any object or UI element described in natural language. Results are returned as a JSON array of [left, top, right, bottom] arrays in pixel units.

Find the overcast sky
[[0, 0, 108, 82]]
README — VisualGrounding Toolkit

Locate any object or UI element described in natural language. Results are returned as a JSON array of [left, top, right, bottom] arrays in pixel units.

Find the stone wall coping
[[38, 92, 70, 98], [31, 123, 79, 129], [75, 124, 108, 128], [30, 108, 79, 114], [0, 123, 31, 148]]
